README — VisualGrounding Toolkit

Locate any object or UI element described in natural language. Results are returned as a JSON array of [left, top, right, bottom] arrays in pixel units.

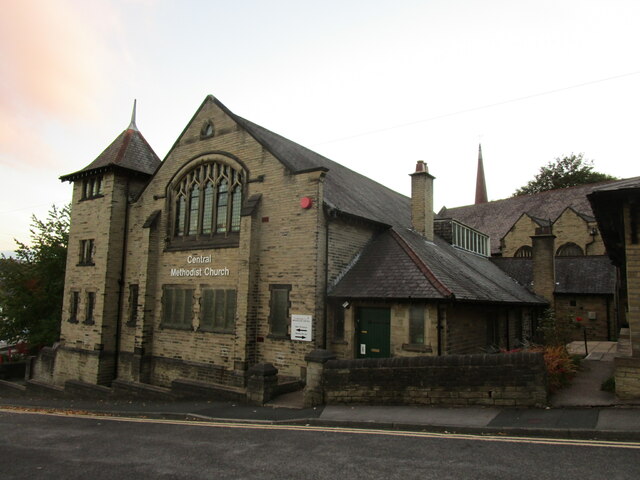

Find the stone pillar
[[531, 226, 556, 307], [303, 349, 336, 407], [410, 161, 435, 241], [614, 202, 640, 398], [246, 363, 278, 405]]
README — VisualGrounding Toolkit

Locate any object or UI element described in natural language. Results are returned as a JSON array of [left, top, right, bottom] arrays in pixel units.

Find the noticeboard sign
[[291, 314, 312, 342]]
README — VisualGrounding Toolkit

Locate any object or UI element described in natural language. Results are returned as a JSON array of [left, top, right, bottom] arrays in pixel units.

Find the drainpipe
[[113, 180, 131, 383], [323, 216, 329, 349], [436, 303, 444, 356]]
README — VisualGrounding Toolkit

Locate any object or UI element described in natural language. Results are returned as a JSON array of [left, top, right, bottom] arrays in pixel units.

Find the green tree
[[0, 205, 69, 348], [513, 153, 616, 196]]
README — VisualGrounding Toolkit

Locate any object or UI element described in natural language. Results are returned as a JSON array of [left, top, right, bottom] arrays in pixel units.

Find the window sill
[[79, 194, 105, 202], [267, 333, 290, 341], [199, 327, 235, 335], [166, 233, 240, 251], [68, 318, 79, 324], [83, 320, 95, 326], [160, 324, 193, 331], [77, 262, 95, 267], [402, 343, 432, 353]]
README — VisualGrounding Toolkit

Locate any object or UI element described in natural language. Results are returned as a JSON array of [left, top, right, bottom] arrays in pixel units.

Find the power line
[[312, 70, 640, 147]]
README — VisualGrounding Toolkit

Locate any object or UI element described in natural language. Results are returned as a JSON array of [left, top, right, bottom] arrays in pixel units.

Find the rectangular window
[[128, 284, 139, 325], [85, 291, 96, 324], [200, 288, 236, 332], [162, 286, 194, 329], [81, 176, 103, 200], [409, 305, 424, 344], [69, 290, 80, 323], [269, 284, 291, 337], [79, 239, 95, 265]]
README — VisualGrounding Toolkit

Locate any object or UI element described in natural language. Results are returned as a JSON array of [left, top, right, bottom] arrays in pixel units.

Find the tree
[[0, 205, 69, 349], [513, 153, 616, 196]]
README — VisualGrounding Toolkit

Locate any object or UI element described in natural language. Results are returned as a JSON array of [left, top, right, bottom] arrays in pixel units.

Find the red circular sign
[[300, 197, 313, 209]]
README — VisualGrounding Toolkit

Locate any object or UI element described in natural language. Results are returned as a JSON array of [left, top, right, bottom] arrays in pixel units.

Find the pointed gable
[[207, 96, 411, 228]]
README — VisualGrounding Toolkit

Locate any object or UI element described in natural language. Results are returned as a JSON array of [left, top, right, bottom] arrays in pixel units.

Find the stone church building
[[49, 95, 548, 394]]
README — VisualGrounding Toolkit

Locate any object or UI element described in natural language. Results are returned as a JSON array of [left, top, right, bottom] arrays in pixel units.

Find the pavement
[[2, 338, 640, 442], [2, 381, 640, 442]]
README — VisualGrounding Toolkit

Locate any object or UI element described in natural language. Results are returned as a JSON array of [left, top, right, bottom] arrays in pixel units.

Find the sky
[[1, 0, 640, 253]]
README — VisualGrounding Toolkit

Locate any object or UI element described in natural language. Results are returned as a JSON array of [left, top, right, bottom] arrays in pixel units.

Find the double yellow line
[[3, 406, 640, 450]]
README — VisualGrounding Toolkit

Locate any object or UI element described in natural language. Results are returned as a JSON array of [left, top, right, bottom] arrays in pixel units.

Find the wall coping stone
[[325, 352, 545, 370], [305, 349, 337, 364]]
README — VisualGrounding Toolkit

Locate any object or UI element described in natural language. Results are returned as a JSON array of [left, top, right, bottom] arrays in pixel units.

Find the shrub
[[531, 345, 578, 393], [536, 308, 573, 347], [601, 376, 615, 392]]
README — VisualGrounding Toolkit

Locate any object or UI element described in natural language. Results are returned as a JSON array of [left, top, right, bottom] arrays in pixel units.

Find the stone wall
[[320, 352, 547, 407], [555, 294, 615, 341]]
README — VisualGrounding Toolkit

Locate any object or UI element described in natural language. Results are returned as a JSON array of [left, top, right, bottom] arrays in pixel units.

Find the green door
[[356, 307, 391, 358]]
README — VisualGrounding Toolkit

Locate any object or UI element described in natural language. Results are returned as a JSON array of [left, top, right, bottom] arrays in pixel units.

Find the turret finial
[[128, 99, 138, 131]]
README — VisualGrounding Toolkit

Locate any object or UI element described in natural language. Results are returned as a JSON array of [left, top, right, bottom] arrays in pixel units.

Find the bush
[[531, 345, 578, 393], [536, 308, 573, 347], [601, 376, 615, 392]]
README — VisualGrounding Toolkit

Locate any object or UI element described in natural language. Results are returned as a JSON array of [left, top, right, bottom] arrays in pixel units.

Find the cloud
[[0, 0, 113, 169]]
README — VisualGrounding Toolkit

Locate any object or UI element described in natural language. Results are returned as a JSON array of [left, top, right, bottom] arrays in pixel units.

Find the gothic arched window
[[556, 242, 584, 257], [172, 162, 244, 244], [514, 245, 532, 258]]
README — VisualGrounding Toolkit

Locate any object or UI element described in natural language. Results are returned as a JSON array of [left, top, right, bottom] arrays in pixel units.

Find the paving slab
[[488, 408, 599, 430], [551, 359, 616, 407], [320, 405, 500, 427], [596, 409, 640, 431]]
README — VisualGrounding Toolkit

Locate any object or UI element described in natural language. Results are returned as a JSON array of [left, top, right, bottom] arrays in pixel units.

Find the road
[[1, 408, 639, 479]]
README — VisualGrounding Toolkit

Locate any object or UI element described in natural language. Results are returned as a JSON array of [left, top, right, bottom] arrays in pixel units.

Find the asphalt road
[[1, 409, 640, 479]]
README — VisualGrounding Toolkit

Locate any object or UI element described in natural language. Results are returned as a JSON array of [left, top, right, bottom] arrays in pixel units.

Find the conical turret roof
[[60, 102, 160, 182]]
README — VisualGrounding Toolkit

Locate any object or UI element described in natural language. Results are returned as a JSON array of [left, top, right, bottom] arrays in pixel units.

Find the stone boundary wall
[[322, 352, 547, 407]]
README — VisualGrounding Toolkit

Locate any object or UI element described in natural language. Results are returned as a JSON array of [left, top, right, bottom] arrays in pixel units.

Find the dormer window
[[451, 220, 490, 257], [81, 176, 103, 200], [171, 161, 244, 248]]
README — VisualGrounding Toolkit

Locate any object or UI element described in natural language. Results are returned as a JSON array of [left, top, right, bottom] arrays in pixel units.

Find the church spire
[[128, 99, 138, 131], [475, 144, 488, 204]]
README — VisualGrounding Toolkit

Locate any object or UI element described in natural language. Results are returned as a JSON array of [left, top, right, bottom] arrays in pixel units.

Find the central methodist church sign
[[169, 254, 230, 277]]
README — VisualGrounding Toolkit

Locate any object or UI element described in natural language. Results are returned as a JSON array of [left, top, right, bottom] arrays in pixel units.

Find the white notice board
[[291, 314, 313, 341]]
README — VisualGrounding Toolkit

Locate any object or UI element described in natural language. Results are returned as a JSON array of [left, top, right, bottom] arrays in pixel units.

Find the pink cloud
[[0, 1, 109, 118], [0, 0, 114, 169]]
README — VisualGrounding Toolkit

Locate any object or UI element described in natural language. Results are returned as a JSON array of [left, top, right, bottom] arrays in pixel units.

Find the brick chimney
[[531, 225, 556, 306], [410, 161, 435, 241]]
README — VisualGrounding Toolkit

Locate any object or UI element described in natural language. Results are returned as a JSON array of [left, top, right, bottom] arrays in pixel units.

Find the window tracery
[[172, 161, 244, 245]]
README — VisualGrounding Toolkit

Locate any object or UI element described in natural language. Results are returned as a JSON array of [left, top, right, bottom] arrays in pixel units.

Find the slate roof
[[212, 97, 412, 228], [438, 182, 617, 255], [330, 227, 547, 305], [490, 256, 616, 295], [60, 128, 161, 182]]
